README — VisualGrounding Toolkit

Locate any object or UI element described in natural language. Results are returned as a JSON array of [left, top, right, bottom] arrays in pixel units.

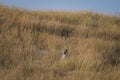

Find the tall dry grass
[[0, 5, 120, 80]]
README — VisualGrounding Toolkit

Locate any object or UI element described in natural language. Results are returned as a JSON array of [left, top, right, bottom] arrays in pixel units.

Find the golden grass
[[0, 5, 120, 80]]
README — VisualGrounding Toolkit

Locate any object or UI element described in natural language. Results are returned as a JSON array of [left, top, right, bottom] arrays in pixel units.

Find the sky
[[0, 0, 120, 14]]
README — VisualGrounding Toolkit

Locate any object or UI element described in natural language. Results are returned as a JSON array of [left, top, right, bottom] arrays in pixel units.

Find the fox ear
[[64, 49, 68, 55]]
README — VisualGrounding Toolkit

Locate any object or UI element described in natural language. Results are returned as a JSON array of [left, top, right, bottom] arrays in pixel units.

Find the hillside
[[0, 5, 120, 80]]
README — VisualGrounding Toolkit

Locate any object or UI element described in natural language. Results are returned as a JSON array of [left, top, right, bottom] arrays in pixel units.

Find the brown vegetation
[[0, 5, 120, 80]]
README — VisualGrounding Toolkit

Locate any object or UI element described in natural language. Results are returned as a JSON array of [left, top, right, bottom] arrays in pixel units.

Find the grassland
[[0, 5, 120, 80]]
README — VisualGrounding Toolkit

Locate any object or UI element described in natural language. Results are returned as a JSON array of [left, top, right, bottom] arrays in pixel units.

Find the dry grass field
[[0, 5, 120, 80]]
